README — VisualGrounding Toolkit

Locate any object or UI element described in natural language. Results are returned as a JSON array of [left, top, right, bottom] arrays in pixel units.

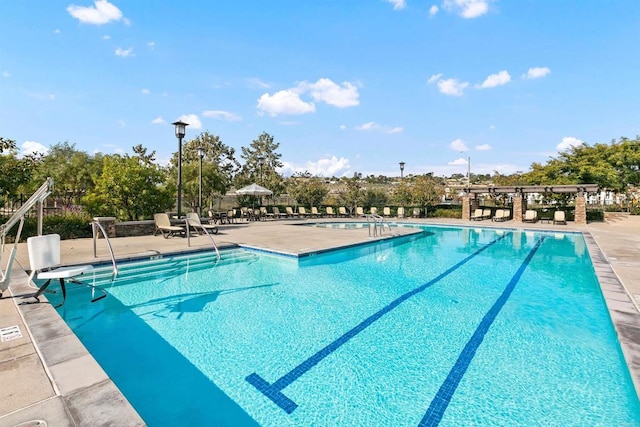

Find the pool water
[[55, 226, 640, 426]]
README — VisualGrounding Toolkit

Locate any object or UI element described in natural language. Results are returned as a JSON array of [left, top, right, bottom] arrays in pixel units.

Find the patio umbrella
[[235, 183, 273, 209]]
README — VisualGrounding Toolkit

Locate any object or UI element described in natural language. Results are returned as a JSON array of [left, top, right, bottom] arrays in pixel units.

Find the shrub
[[0, 212, 93, 242]]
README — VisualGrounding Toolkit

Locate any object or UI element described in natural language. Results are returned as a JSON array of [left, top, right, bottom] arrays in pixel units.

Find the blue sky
[[2, 0, 639, 178]]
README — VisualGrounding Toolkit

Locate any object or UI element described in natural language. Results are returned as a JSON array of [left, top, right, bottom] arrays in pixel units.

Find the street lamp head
[[399, 161, 405, 171], [172, 120, 189, 138], [197, 147, 205, 158]]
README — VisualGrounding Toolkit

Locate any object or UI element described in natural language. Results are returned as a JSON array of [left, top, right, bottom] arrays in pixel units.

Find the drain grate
[[0, 325, 22, 342]]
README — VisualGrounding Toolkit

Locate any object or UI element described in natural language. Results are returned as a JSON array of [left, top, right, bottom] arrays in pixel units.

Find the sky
[[2, 0, 640, 179]]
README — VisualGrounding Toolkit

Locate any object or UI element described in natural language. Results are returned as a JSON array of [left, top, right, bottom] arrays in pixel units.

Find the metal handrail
[[366, 213, 390, 237], [185, 218, 221, 261], [91, 221, 118, 279]]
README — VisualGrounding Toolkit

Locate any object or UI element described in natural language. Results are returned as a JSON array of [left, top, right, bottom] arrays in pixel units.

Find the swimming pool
[[54, 225, 640, 426]]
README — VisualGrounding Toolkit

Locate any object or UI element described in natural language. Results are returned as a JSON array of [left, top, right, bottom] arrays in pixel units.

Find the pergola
[[461, 184, 600, 224]]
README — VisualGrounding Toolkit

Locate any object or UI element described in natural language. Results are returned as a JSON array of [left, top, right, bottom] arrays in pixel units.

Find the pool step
[[85, 249, 259, 287]]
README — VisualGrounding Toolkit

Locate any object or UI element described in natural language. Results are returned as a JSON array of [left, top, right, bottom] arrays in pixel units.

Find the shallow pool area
[[53, 226, 640, 426]]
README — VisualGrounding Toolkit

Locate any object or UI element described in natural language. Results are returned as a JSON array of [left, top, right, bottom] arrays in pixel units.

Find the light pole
[[172, 120, 188, 218], [197, 146, 204, 216], [467, 156, 471, 188], [399, 161, 405, 179]]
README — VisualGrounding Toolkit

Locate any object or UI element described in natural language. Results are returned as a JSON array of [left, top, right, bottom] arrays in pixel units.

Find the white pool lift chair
[[27, 234, 103, 307]]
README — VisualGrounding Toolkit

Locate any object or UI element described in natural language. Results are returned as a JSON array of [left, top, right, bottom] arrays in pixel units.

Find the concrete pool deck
[[0, 215, 639, 425]]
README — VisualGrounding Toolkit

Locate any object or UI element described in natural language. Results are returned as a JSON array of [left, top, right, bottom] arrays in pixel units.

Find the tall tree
[[32, 142, 97, 208], [239, 132, 285, 196], [168, 132, 239, 210]]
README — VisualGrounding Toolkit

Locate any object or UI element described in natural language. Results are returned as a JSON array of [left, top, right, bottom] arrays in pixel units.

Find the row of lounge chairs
[[470, 208, 567, 224], [224, 206, 423, 220]]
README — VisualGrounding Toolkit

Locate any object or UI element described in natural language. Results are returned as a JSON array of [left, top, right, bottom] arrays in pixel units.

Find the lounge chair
[[260, 206, 272, 220], [286, 206, 298, 217], [355, 207, 365, 217], [492, 209, 507, 222], [186, 212, 219, 234], [383, 207, 391, 217], [482, 209, 492, 220], [553, 210, 567, 225], [310, 207, 321, 217], [338, 207, 349, 217], [370, 207, 378, 215], [154, 213, 186, 238], [523, 210, 538, 223], [412, 208, 420, 218], [397, 207, 406, 219], [470, 208, 484, 221], [298, 207, 309, 217], [325, 206, 336, 217], [272, 206, 288, 219]]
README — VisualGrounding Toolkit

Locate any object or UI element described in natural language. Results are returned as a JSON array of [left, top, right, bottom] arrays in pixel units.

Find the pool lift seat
[[26, 234, 106, 308]]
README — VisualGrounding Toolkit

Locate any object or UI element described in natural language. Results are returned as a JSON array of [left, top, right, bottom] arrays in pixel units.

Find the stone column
[[462, 195, 470, 220], [574, 194, 587, 225], [513, 195, 523, 222]]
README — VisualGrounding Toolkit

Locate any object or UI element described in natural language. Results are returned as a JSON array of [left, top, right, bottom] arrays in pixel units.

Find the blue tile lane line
[[245, 233, 511, 414], [418, 236, 546, 427]]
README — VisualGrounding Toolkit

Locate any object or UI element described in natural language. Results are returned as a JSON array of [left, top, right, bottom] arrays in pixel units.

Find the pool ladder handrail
[[91, 220, 118, 280], [366, 213, 391, 237], [185, 218, 221, 261]]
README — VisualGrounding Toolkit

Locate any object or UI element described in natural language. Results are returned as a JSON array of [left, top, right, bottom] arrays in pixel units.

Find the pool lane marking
[[418, 236, 546, 427], [246, 233, 510, 414]]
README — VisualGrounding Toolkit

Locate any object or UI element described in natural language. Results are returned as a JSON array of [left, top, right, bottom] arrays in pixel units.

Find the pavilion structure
[[460, 184, 599, 225]]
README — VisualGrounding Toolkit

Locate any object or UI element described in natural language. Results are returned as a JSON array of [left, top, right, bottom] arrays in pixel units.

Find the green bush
[[430, 208, 462, 218], [1, 212, 93, 242]]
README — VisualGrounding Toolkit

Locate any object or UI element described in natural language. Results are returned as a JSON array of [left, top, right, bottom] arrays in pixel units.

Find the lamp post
[[467, 156, 471, 188], [197, 146, 204, 216], [172, 120, 188, 218], [399, 161, 405, 179]]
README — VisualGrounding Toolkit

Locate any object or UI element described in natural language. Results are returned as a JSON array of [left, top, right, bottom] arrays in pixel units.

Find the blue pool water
[[55, 226, 640, 426]]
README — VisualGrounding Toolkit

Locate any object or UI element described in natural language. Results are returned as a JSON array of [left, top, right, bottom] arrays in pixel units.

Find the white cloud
[[437, 78, 469, 96], [281, 156, 351, 177], [429, 5, 440, 16], [449, 138, 469, 151], [257, 77, 359, 116], [102, 34, 110, 40], [67, 0, 124, 25], [141, 88, 150, 95], [355, 121, 403, 134], [448, 157, 469, 166], [443, 0, 490, 19], [523, 66, 551, 79], [21, 141, 48, 156], [247, 78, 271, 89], [489, 124, 496, 130], [339, 125, 346, 131], [147, 41, 155, 49], [2, 71, 10, 78], [115, 47, 134, 57], [299, 78, 360, 108], [257, 90, 316, 116], [557, 136, 583, 152], [177, 114, 202, 129], [202, 110, 242, 121], [427, 73, 443, 84], [478, 70, 511, 88], [151, 116, 165, 124], [386, 0, 406, 10], [53, 29, 61, 34], [475, 144, 492, 150]]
